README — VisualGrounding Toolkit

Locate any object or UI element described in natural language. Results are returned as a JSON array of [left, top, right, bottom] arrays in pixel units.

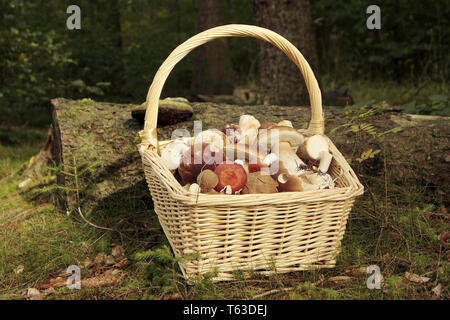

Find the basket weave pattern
[[139, 25, 363, 281]]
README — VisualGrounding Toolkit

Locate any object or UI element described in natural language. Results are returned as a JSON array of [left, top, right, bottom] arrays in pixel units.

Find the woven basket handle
[[142, 24, 324, 147]]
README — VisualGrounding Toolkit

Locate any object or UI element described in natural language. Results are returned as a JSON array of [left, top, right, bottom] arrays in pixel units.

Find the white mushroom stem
[[223, 185, 233, 195], [263, 153, 278, 166], [234, 159, 245, 167], [189, 183, 201, 193], [318, 150, 333, 173], [274, 141, 307, 175], [297, 134, 333, 173], [302, 172, 335, 189], [239, 115, 260, 146], [160, 141, 191, 170], [194, 129, 225, 150]]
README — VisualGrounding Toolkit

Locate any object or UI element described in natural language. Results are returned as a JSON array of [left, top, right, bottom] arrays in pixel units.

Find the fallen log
[[42, 98, 448, 212]]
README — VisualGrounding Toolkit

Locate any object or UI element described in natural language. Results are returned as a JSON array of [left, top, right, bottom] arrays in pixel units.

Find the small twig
[[389, 224, 412, 262], [77, 207, 114, 232], [253, 287, 294, 299]]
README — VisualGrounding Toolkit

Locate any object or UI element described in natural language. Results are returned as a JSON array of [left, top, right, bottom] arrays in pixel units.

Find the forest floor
[[0, 80, 448, 300]]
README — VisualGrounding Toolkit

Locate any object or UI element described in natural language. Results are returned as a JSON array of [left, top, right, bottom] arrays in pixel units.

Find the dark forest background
[[0, 0, 448, 127]]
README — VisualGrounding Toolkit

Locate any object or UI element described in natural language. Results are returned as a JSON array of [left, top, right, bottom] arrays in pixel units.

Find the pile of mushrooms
[[160, 115, 335, 194]]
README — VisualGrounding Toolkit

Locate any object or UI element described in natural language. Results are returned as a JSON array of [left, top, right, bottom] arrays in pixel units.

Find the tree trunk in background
[[192, 0, 236, 95], [255, 0, 319, 105]]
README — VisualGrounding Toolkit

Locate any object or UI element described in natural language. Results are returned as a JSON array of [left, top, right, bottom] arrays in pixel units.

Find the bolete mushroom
[[278, 120, 293, 128], [160, 139, 191, 170], [296, 134, 333, 173], [272, 162, 314, 192], [223, 143, 269, 174], [239, 115, 260, 146], [302, 171, 335, 189], [178, 143, 225, 184], [214, 163, 247, 194], [194, 129, 226, 152], [259, 122, 278, 132], [188, 183, 201, 194], [258, 126, 306, 176], [222, 124, 242, 144], [277, 173, 308, 192], [242, 172, 278, 194], [197, 169, 219, 192]]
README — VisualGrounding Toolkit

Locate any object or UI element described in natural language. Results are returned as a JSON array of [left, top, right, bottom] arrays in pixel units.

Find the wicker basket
[[138, 24, 364, 281]]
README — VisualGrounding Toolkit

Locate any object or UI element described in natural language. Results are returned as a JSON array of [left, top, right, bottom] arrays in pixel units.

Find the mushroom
[[278, 120, 293, 128], [302, 171, 335, 189], [258, 126, 306, 176], [277, 173, 307, 192], [296, 134, 333, 173], [194, 129, 226, 153], [259, 122, 278, 132], [160, 140, 191, 170], [178, 143, 225, 184], [224, 143, 264, 163], [276, 170, 334, 192], [242, 172, 278, 194], [271, 162, 312, 192], [222, 124, 242, 144], [214, 163, 247, 193], [188, 183, 201, 194], [223, 143, 269, 174], [239, 115, 260, 146], [197, 169, 218, 192]]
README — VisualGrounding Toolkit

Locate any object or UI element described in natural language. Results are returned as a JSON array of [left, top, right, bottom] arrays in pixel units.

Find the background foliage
[[0, 0, 448, 126]]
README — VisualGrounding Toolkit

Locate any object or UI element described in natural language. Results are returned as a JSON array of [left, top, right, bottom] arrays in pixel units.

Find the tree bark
[[191, 0, 236, 95], [255, 0, 319, 105]]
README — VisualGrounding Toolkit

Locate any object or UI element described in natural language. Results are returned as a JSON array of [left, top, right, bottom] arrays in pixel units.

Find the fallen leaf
[[162, 293, 182, 300], [404, 272, 430, 284], [14, 265, 24, 274], [113, 258, 128, 268], [431, 284, 442, 298], [94, 252, 107, 264], [40, 276, 66, 290], [18, 178, 32, 189], [27, 288, 40, 297], [28, 287, 56, 300], [111, 245, 125, 259], [438, 231, 450, 246], [83, 258, 94, 269], [105, 255, 116, 266], [81, 269, 123, 288]]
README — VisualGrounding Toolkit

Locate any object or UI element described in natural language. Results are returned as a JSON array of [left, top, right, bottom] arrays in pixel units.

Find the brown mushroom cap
[[197, 169, 219, 192], [243, 172, 278, 194], [259, 122, 278, 131]]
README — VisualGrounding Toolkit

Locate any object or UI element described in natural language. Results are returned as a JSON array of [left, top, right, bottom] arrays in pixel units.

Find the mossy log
[[48, 98, 449, 212]]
